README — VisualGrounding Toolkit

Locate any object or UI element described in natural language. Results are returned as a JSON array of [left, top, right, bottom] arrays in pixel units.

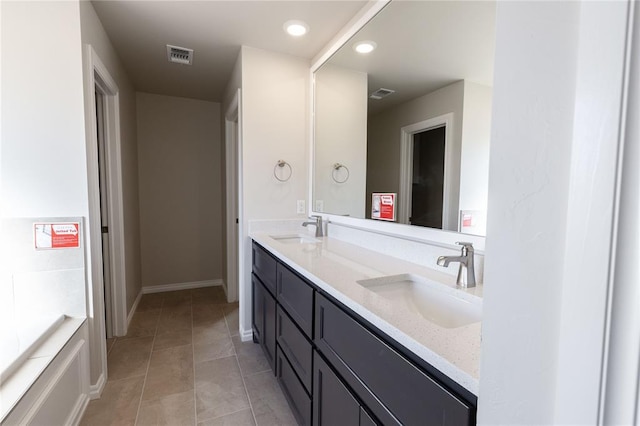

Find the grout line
[[133, 295, 163, 425], [234, 351, 259, 426]]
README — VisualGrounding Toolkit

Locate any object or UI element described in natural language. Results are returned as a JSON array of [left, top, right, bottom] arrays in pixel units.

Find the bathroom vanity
[[251, 233, 481, 425]]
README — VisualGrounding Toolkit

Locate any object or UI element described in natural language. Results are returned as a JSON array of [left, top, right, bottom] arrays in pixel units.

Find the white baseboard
[[127, 290, 143, 330], [240, 327, 254, 342], [142, 279, 223, 294], [89, 373, 106, 400], [69, 393, 90, 426]]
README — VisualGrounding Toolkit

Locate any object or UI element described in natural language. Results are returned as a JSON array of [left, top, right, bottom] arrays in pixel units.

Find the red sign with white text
[[371, 193, 396, 221], [34, 223, 80, 249]]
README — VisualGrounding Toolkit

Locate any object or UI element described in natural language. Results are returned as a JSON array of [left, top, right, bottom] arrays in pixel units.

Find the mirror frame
[[308, 0, 486, 252]]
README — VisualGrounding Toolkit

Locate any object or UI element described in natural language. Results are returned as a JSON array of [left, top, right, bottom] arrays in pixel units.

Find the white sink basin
[[357, 274, 481, 328], [270, 234, 320, 244]]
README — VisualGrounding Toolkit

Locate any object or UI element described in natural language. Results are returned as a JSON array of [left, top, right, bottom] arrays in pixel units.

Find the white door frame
[[224, 89, 241, 303], [398, 113, 454, 229], [83, 44, 128, 394]]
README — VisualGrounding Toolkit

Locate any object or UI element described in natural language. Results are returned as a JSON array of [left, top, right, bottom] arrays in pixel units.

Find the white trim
[[127, 290, 143, 329], [240, 327, 253, 342], [141, 279, 222, 294], [310, 0, 390, 72], [399, 114, 454, 228], [88, 373, 106, 400], [224, 89, 240, 304], [67, 392, 89, 426]]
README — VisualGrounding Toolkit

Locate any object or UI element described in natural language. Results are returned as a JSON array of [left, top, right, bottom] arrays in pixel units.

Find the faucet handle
[[455, 241, 474, 253]]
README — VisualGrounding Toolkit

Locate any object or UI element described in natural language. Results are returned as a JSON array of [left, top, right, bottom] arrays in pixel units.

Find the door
[[410, 126, 446, 228], [95, 88, 113, 338]]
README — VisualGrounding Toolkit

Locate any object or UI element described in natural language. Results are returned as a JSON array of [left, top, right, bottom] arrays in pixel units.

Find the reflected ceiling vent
[[166, 45, 194, 65], [369, 88, 395, 100]]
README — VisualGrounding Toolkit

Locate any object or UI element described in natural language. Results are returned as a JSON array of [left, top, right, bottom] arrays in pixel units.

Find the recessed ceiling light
[[284, 20, 309, 37], [353, 41, 377, 54]]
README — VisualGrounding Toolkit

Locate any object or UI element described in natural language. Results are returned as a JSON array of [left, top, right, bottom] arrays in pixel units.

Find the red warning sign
[[371, 193, 396, 222], [34, 223, 80, 249]]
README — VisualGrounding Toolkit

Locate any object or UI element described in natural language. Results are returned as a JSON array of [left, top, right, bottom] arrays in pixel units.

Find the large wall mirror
[[313, 1, 496, 236]]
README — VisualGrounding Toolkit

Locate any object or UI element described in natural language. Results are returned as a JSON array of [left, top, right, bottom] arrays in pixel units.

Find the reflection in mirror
[[313, 1, 496, 236]]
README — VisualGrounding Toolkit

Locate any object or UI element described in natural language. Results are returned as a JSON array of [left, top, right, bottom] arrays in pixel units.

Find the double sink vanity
[[250, 230, 482, 425]]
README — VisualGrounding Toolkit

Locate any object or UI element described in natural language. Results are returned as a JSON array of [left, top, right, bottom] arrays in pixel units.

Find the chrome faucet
[[437, 242, 476, 288], [302, 215, 324, 237]]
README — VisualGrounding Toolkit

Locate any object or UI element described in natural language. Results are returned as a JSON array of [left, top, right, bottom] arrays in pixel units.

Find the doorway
[[224, 89, 241, 303], [399, 113, 456, 230], [410, 126, 446, 228], [94, 87, 114, 338]]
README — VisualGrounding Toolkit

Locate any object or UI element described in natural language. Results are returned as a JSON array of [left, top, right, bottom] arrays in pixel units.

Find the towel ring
[[274, 160, 292, 182], [332, 163, 350, 184]]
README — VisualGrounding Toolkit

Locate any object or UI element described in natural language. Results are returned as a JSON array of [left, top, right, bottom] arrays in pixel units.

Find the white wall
[[137, 93, 223, 289], [314, 64, 367, 217], [1, 1, 88, 218], [79, 1, 142, 316], [239, 46, 310, 337], [478, 2, 581, 423], [366, 81, 464, 225], [459, 81, 492, 235]]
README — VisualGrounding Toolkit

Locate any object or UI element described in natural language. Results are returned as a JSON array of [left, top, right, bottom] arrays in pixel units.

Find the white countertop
[[251, 232, 482, 396]]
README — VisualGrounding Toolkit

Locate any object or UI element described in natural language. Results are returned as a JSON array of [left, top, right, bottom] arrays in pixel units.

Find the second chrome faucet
[[302, 215, 324, 237], [437, 242, 476, 288]]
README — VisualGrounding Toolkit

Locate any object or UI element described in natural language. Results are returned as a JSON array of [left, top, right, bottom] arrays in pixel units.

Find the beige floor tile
[[223, 304, 239, 337], [124, 309, 161, 339], [80, 376, 144, 426], [244, 371, 297, 426], [193, 317, 229, 345], [137, 293, 164, 312], [107, 336, 153, 381], [137, 390, 196, 426], [197, 409, 255, 426], [142, 344, 194, 401], [157, 305, 192, 334], [194, 335, 235, 364], [192, 286, 227, 305], [154, 328, 193, 351], [195, 356, 250, 422], [193, 305, 226, 328], [163, 289, 193, 308], [231, 336, 270, 377]]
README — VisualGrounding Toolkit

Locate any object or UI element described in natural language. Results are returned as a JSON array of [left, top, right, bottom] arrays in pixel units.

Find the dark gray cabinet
[[277, 305, 313, 393], [277, 347, 312, 426], [277, 263, 314, 338], [251, 273, 276, 372], [315, 293, 473, 425], [313, 350, 376, 426], [251, 241, 477, 426]]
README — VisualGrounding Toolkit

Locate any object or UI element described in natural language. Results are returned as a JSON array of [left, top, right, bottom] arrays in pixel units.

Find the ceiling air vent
[[166, 45, 194, 65], [369, 88, 395, 100]]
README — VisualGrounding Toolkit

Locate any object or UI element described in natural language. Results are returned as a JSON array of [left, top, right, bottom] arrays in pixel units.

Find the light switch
[[315, 200, 324, 212]]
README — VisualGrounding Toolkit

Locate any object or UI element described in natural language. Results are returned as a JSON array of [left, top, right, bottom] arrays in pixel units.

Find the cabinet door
[[315, 293, 473, 426], [252, 274, 276, 372], [313, 351, 361, 426], [252, 243, 277, 294], [277, 348, 312, 426], [277, 263, 314, 338]]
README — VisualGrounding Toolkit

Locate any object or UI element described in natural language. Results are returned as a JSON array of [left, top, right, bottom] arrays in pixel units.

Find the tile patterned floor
[[81, 287, 297, 426]]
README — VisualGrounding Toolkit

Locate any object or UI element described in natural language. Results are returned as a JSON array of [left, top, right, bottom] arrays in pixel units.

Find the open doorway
[[84, 45, 128, 394], [399, 113, 456, 230], [224, 89, 241, 303]]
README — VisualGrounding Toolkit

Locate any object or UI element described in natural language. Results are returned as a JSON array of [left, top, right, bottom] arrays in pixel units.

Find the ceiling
[[321, 1, 496, 115], [91, 0, 368, 102]]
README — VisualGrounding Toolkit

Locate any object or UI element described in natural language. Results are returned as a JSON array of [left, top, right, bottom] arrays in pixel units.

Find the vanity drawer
[[276, 347, 312, 426], [315, 293, 473, 426], [252, 242, 277, 295], [277, 305, 313, 393], [277, 263, 314, 338]]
